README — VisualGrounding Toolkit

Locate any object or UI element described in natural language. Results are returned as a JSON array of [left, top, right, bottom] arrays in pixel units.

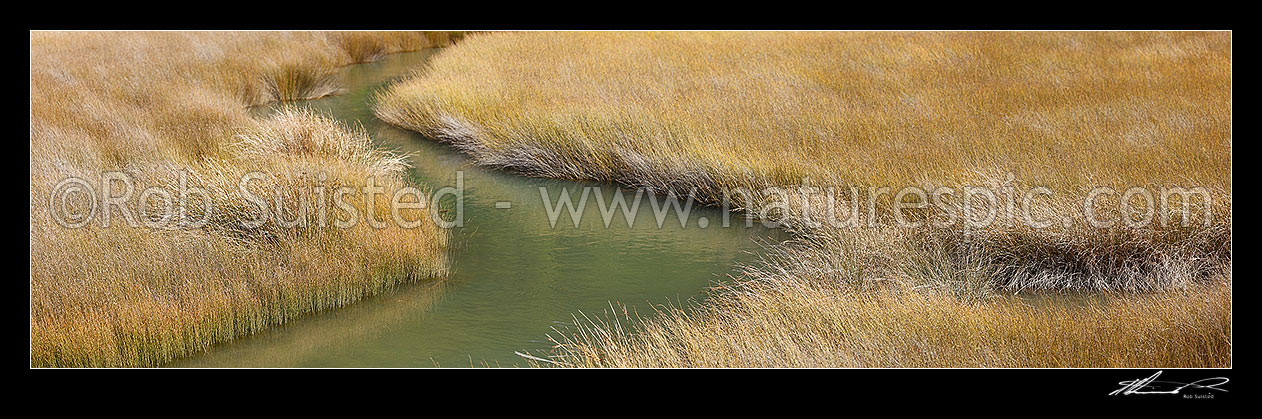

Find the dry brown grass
[[535, 276, 1231, 368], [376, 31, 1232, 291], [30, 31, 455, 367], [378, 31, 1232, 367], [376, 31, 1230, 195]]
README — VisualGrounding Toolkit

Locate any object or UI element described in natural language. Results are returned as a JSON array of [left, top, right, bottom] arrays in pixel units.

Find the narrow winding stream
[[171, 50, 784, 367]]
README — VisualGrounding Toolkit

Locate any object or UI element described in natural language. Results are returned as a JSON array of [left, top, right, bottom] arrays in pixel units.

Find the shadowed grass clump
[[30, 31, 459, 367], [262, 64, 341, 102], [334, 31, 465, 63], [378, 31, 1231, 367]]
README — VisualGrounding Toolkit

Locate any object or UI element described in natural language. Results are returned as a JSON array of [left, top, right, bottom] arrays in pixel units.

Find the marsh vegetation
[[30, 32, 458, 367], [376, 31, 1232, 367], [30, 31, 1231, 368]]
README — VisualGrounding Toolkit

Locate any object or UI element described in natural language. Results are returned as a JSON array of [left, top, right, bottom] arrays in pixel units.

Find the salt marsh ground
[[30, 32, 459, 367], [376, 31, 1231, 367]]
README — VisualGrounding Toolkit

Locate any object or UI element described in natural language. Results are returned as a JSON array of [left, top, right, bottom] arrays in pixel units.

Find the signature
[[1110, 371, 1229, 396]]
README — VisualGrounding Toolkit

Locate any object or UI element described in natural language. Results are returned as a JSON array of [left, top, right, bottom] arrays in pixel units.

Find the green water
[[170, 50, 784, 367]]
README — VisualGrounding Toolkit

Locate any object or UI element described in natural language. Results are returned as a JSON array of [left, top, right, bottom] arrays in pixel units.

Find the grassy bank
[[376, 31, 1232, 367], [536, 232, 1231, 367], [30, 32, 459, 367], [549, 282, 1231, 368]]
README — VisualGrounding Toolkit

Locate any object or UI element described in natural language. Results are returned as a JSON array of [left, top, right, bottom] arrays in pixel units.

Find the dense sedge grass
[[377, 32, 1231, 367], [30, 32, 457, 367], [534, 277, 1231, 368], [528, 227, 1231, 367], [376, 31, 1229, 194]]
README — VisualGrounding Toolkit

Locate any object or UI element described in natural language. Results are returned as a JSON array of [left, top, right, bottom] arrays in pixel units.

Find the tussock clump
[[332, 31, 464, 63], [261, 64, 341, 102], [335, 32, 392, 63]]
